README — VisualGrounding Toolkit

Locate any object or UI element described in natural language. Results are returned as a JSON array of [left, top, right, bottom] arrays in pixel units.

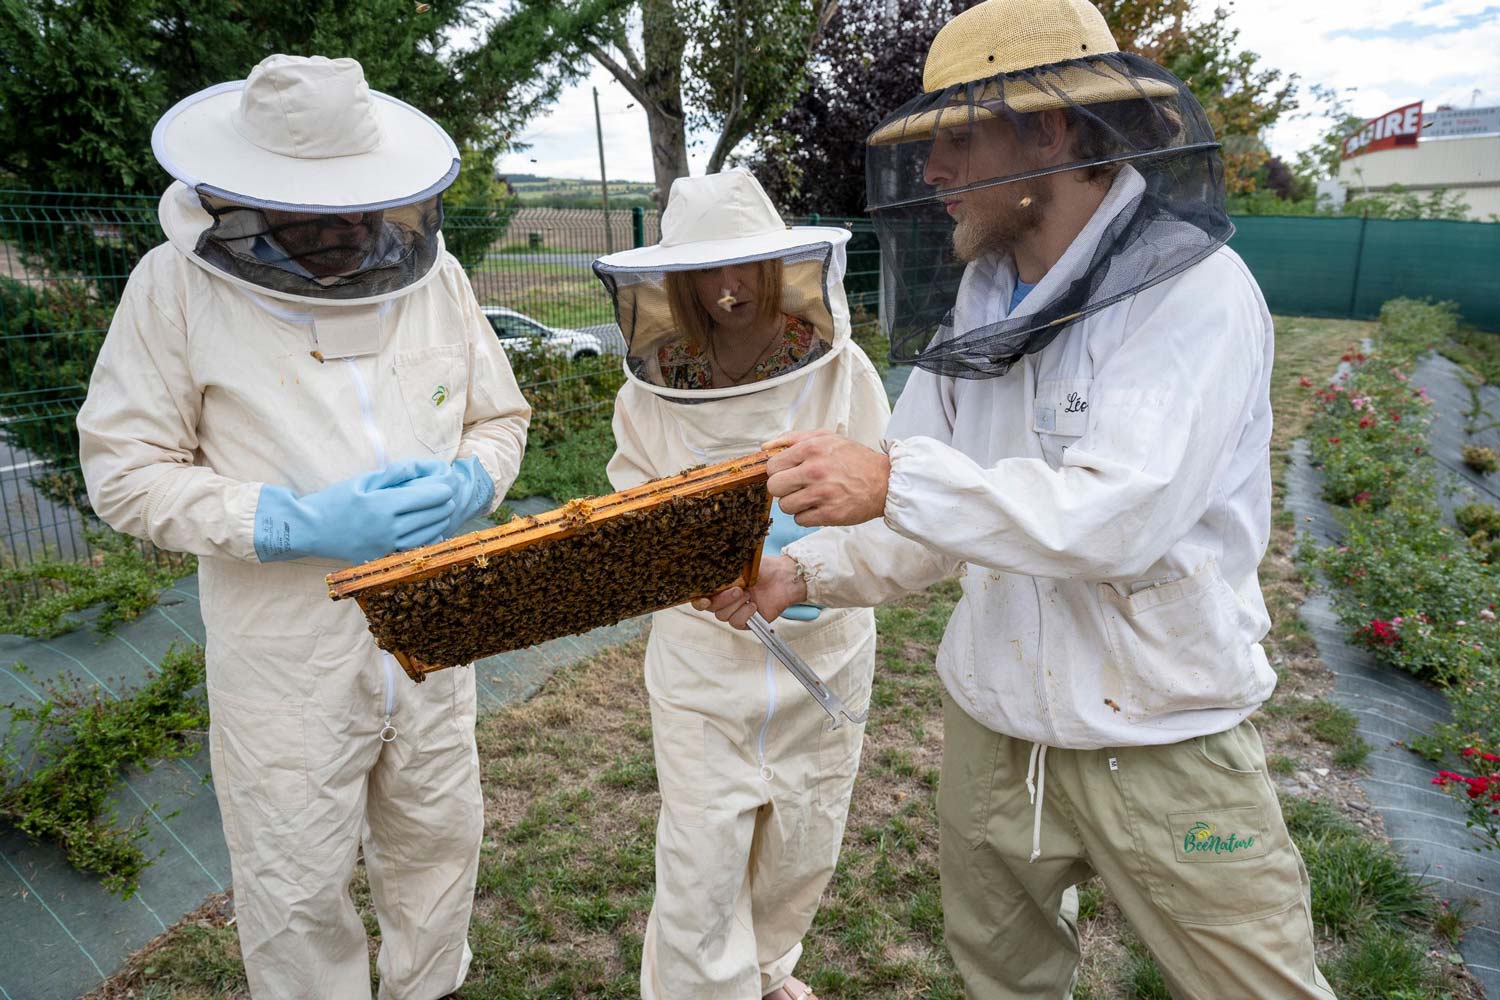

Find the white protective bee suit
[[77, 56, 529, 1000], [594, 171, 890, 999]]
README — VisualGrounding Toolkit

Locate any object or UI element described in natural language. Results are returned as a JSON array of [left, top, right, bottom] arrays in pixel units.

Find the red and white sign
[[1342, 101, 1423, 159]]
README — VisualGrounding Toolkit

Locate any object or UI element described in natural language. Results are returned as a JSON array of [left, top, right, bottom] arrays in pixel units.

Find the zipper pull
[[380, 715, 397, 743]]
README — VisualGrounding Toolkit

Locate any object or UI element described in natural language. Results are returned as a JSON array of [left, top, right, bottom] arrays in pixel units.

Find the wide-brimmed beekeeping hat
[[867, 0, 1178, 146], [153, 54, 458, 305], [596, 168, 850, 271]]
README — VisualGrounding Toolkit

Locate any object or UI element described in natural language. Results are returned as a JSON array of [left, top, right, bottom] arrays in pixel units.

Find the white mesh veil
[[593, 237, 851, 401]]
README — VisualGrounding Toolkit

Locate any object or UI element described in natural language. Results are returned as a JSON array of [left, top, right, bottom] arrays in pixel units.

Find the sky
[[492, 1, 1500, 185]]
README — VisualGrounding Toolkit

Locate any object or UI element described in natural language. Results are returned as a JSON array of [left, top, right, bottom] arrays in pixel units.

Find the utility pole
[[593, 86, 614, 253]]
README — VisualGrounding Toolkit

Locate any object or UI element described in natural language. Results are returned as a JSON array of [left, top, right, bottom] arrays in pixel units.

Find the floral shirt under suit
[[656, 314, 825, 391]]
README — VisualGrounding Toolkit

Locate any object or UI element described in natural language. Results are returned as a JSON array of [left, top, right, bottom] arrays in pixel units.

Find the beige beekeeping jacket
[[77, 240, 529, 999], [604, 234, 890, 996]]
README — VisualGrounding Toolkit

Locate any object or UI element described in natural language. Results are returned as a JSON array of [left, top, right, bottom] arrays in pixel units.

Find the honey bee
[[1104, 698, 1122, 713]]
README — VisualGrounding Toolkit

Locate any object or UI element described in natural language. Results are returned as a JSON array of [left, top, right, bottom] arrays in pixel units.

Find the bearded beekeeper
[[77, 55, 529, 999], [699, 1, 1336, 996], [595, 170, 889, 1000]]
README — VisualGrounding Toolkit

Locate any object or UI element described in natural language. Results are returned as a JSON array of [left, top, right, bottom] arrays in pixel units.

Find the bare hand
[[692, 555, 806, 630], [763, 429, 890, 527]]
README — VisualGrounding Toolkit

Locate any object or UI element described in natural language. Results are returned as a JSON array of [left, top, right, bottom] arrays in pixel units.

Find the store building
[[1336, 102, 1500, 220]]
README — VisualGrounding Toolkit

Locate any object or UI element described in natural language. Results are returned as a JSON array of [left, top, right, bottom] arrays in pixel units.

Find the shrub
[[0, 276, 116, 509], [1304, 299, 1500, 853], [0, 644, 209, 896], [0, 530, 194, 638], [1461, 444, 1499, 475], [506, 344, 623, 447]]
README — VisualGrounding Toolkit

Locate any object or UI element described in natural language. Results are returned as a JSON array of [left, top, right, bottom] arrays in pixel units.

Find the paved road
[[577, 322, 626, 356], [0, 420, 90, 564]]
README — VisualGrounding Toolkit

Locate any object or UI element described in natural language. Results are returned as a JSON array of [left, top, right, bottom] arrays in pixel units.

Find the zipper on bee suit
[[756, 650, 777, 781], [342, 357, 399, 743]]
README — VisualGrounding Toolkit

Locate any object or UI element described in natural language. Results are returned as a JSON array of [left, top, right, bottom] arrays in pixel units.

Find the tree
[[746, 0, 1297, 215], [742, 0, 967, 217], [0, 0, 603, 496], [1290, 84, 1367, 184], [495, 0, 833, 205], [0, 0, 593, 197], [685, 0, 838, 174], [1134, 5, 1298, 194]]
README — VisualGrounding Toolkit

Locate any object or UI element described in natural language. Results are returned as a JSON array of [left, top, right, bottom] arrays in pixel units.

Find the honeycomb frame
[[327, 449, 778, 681]]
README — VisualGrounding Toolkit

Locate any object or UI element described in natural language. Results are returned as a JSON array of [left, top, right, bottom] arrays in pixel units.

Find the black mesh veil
[[866, 50, 1232, 378], [191, 191, 444, 301]]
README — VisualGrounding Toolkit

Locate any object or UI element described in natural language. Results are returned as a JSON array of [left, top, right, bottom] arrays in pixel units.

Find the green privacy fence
[[0, 190, 1494, 570], [1226, 215, 1500, 330]]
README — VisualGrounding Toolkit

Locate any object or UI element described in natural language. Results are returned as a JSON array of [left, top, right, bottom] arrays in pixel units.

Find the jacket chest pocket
[[1033, 377, 1092, 467], [1097, 559, 1262, 720], [394, 346, 467, 453]]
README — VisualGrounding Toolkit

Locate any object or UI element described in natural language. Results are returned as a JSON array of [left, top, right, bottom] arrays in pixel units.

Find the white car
[[481, 306, 605, 361]]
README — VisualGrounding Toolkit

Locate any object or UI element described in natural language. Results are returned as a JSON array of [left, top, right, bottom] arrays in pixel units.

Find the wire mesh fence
[[0, 193, 882, 572], [3, 188, 1494, 574]]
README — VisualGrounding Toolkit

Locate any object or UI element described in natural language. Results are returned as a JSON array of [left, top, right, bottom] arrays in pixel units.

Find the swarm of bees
[[328, 451, 778, 680]]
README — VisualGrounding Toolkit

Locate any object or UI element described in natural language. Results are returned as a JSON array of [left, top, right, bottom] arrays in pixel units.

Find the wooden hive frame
[[326, 449, 778, 681]]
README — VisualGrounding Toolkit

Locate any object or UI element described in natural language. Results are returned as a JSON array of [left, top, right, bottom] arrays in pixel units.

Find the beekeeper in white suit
[[77, 55, 529, 999], [702, 1, 1337, 997], [594, 170, 889, 1000]]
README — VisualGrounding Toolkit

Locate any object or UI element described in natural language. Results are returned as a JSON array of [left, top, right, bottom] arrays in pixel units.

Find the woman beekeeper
[[593, 169, 890, 1000], [77, 55, 529, 999]]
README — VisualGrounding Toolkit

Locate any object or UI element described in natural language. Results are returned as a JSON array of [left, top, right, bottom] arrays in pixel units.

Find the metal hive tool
[[327, 450, 779, 682]]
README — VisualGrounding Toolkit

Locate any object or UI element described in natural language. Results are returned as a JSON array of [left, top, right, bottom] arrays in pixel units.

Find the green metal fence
[[0, 192, 882, 571], [1, 190, 1494, 571], [1226, 215, 1500, 329]]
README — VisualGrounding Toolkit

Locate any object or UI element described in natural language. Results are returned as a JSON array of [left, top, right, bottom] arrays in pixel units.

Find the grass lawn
[[86, 316, 1480, 999]]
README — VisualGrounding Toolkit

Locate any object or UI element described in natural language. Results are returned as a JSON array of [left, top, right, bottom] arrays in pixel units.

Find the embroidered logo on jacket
[[1182, 821, 1255, 855], [1064, 391, 1089, 413]]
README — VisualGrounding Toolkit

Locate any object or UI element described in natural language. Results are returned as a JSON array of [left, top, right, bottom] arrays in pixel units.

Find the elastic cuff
[[782, 542, 825, 606]]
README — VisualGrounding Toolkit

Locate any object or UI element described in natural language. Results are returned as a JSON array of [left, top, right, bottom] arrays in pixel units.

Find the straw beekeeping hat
[[867, 0, 1178, 145]]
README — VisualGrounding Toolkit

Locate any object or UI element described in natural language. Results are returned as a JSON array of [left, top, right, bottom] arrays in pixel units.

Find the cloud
[[1223, 1, 1500, 157]]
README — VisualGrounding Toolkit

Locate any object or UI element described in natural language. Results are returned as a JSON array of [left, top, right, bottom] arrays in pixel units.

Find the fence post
[[1346, 211, 1369, 319], [631, 206, 645, 248], [809, 212, 821, 227]]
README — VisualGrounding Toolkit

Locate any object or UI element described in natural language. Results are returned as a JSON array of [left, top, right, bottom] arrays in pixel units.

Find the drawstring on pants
[[1024, 742, 1048, 863]]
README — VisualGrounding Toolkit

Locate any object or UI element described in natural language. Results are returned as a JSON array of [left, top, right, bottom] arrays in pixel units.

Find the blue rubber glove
[[254, 459, 456, 564], [433, 455, 495, 539], [764, 501, 823, 622]]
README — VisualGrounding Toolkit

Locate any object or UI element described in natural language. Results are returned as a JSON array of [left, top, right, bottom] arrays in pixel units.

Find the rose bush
[[1303, 299, 1499, 852]]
